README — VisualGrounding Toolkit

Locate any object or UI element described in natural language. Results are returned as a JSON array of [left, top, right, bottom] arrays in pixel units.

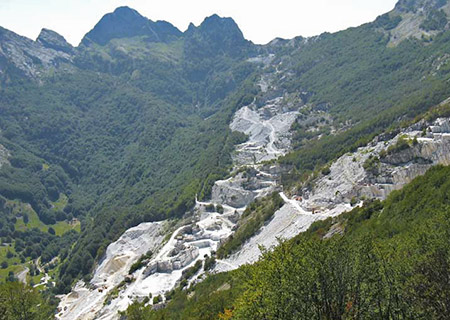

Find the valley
[[1, 1, 450, 319]]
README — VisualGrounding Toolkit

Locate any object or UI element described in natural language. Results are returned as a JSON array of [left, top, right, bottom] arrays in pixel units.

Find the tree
[[0, 282, 53, 320]]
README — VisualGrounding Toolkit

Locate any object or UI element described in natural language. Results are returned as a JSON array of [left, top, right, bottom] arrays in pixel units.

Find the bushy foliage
[[0, 282, 54, 319], [129, 251, 153, 275]]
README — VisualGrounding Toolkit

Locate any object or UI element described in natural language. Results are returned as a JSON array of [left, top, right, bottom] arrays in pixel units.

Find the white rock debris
[[57, 222, 167, 320], [230, 98, 299, 165]]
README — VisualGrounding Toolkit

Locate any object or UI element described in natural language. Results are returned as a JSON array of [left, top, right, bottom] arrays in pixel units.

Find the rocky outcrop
[[212, 174, 255, 208], [57, 222, 167, 320], [143, 246, 199, 276], [395, 0, 449, 13], [91, 222, 167, 286], [37, 29, 74, 54], [387, 0, 450, 45], [184, 14, 251, 57], [0, 26, 74, 78], [303, 117, 450, 210]]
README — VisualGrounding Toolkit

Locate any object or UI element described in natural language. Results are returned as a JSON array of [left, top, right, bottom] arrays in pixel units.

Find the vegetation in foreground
[[0, 281, 54, 320]]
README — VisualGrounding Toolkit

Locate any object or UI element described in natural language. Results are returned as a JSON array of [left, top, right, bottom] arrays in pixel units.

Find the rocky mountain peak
[[184, 14, 250, 57], [0, 26, 73, 78], [37, 28, 73, 54], [194, 14, 245, 43], [81, 6, 182, 46]]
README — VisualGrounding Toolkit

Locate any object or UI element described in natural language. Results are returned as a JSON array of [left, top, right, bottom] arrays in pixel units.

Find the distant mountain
[[184, 14, 252, 58], [81, 6, 182, 46]]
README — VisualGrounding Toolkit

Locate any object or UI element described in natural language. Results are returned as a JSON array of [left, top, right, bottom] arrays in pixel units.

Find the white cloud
[[0, 0, 397, 46]]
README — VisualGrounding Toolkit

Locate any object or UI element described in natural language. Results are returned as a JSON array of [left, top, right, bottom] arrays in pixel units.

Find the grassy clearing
[[50, 193, 68, 212], [13, 195, 79, 236], [0, 245, 23, 279]]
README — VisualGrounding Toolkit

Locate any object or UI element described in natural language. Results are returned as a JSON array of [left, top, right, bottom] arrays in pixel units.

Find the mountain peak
[[81, 7, 181, 46], [184, 13, 249, 56], [199, 14, 243, 35], [113, 6, 139, 15], [37, 28, 73, 53]]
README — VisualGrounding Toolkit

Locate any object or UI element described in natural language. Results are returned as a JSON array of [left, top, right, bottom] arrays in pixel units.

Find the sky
[[0, 0, 398, 46]]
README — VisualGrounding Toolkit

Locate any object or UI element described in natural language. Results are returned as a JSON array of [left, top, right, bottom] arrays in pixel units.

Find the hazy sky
[[0, 0, 398, 46]]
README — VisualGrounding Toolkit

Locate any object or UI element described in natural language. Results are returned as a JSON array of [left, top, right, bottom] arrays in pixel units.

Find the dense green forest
[[126, 164, 450, 319]]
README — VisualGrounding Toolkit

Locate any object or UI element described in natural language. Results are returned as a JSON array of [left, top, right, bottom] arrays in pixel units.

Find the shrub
[[152, 295, 162, 304], [321, 166, 331, 176]]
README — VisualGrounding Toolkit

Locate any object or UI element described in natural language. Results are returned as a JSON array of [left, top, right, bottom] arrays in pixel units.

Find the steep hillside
[[128, 154, 450, 320]]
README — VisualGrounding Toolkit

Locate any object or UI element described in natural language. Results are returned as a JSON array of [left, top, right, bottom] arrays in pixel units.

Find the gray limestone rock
[[0, 26, 74, 78], [37, 29, 74, 54]]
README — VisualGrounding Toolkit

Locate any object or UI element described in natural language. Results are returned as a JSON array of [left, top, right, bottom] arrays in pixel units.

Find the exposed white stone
[[0, 27, 74, 78], [216, 116, 450, 272], [56, 222, 167, 320]]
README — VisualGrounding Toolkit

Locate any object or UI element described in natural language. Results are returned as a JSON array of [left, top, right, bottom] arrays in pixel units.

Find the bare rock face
[[143, 262, 158, 277], [174, 246, 199, 268], [211, 169, 279, 208], [0, 27, 74, 78], [388, 0, 450, 46], [37, 29, 74, 54], [211, 173, 256, 208], [143, 245, 199, 276], [304, 117, 450, 211], [230, 101, 300, 165], [91, 222, 166, 286], [395, 0, 448, 13]]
